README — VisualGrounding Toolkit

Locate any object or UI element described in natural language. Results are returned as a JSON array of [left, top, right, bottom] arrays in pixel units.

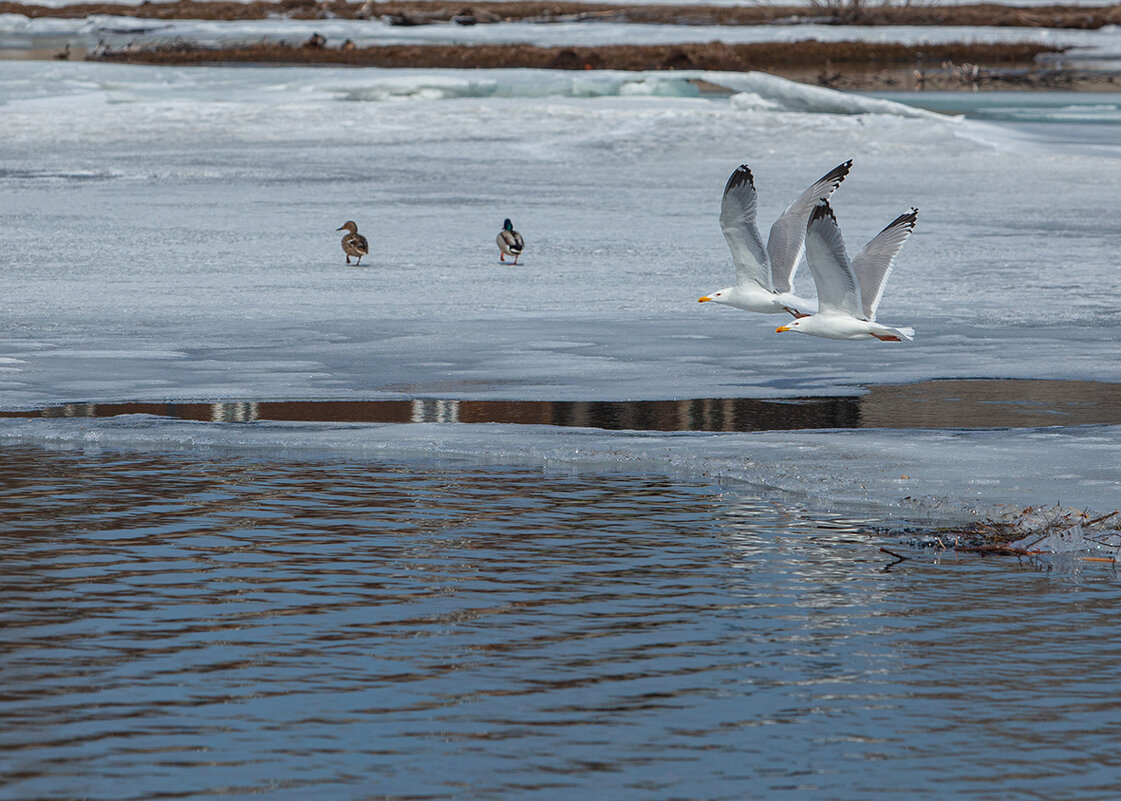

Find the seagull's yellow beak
[[775, 324, 792, 333], [698, 296, 712, 303]]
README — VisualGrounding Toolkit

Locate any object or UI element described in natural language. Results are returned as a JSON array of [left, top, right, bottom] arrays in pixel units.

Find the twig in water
[[879, 546, 909, 567]]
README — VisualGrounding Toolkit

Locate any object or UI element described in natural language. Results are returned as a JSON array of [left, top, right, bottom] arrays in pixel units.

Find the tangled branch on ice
[[956, 506, 1121, 558]]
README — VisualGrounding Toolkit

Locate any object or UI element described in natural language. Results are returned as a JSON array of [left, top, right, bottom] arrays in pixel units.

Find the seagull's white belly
[[802, 314, 878, 340], [717, 287, 785, 314]]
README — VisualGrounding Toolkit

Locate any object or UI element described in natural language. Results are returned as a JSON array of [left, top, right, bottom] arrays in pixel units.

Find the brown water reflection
[[4, 379, 1120, 430]]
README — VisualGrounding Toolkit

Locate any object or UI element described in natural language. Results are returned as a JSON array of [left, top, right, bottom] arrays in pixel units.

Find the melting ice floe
[[334, 71, 941, 116], [2, 416, 1119, 528], [0, 61, 941, 118]]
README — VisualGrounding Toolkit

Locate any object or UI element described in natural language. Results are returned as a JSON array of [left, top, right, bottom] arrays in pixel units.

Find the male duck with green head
[[497, 219, 525, 264]]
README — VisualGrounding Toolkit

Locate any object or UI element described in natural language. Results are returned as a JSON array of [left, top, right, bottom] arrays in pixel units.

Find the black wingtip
[[809, 199, 836, 226], [821, 159, 853, 189], [886, 207, 919, 233], [724, 164, 755, 194]]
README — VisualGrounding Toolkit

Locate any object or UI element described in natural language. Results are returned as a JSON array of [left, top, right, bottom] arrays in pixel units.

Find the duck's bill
[[697, 296, 712, 303]]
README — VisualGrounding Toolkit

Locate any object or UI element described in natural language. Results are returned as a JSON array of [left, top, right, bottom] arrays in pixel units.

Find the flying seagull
[[776, 202, 917, 341], [699, 159, 852, 317]]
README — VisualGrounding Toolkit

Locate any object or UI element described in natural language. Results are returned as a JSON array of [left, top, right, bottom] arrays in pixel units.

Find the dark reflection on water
[[2, 444, 1120, 801], [4, 379, 1121, 431]]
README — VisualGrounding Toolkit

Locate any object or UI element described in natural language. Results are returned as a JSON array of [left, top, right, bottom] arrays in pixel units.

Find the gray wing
[[804, 201, 862, 318], [851, 208, 916, 321], [766, 160, 852, 294], [719, 165, 772, 292]]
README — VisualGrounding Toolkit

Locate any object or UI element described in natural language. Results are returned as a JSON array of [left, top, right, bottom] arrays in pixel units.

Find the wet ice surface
[[5, 444, 1121, 801], [7, 416, 1119, 522], [1, 61, 1120, 519]]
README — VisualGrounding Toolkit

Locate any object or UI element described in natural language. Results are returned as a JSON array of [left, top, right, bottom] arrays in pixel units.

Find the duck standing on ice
[[337, 221, 369, 266], [497, 219, 524, 264]]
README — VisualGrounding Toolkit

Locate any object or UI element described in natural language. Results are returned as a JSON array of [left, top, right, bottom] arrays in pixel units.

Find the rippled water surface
[[2, 444, 1120, 801]]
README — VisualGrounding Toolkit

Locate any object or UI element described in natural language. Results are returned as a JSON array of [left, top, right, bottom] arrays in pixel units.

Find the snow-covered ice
[[1, 61, 1119, 522], [4, 14, 1121, 59]]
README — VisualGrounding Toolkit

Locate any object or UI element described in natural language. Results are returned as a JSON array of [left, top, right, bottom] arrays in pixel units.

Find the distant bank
[[3, 0, 1120, 29], [87, 41, 1117, 92], [9, 0, 1121, 89]]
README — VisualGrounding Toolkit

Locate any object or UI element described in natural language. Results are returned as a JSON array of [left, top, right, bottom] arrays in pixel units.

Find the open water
[[3, 444, 1120, 801]]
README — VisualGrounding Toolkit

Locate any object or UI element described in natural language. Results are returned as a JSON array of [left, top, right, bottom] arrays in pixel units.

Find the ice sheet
[[0, 62, 945, 114], [6, 12, 1121, 85], [2, 14, 1121, 59], [2, 61, 1119, 520], [2, 416, 1118, 525]]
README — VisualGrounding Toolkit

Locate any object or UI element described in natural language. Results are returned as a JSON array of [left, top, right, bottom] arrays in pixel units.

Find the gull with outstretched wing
[[776, 202, 917, 342], [699, 159, 852, 317]]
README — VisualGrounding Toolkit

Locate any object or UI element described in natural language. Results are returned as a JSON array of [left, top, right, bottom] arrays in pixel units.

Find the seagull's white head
[[698, 288, 735, 305], [775, 319, 803, 334]]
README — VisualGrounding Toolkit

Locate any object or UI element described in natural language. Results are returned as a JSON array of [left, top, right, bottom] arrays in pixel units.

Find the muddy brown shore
[[92, 40, 1110, 91], [5, 0, 1121, 28]]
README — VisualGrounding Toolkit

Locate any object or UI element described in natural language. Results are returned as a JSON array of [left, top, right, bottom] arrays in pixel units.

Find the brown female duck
[[337, 221, 369, 266]]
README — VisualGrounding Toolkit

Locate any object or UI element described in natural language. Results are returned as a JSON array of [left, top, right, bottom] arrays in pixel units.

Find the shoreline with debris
[[80, 39, 1120, 91]]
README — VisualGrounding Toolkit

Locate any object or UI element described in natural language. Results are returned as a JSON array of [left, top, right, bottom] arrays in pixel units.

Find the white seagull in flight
[[699, 160, 852, 317], [776, 201, 917, 342]]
